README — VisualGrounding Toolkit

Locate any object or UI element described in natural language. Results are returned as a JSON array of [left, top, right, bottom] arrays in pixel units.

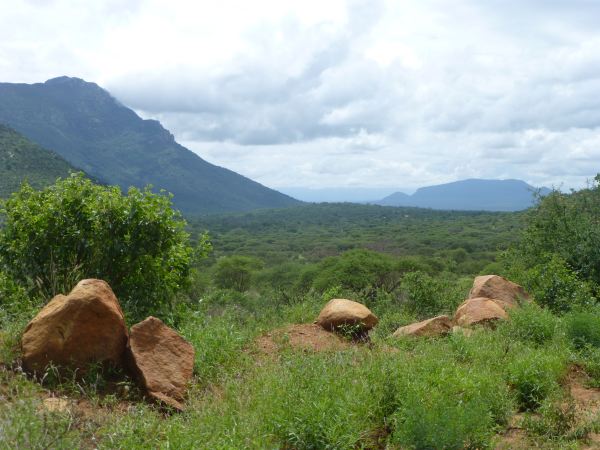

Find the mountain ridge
[[0, 76, 300, 215], [375, 178, 550, 211]]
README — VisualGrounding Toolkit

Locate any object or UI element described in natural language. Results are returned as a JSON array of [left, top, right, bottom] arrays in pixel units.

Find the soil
[[253, 323, 354, 355]]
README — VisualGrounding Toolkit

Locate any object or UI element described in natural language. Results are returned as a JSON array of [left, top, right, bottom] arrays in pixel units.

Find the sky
[[1, 0, 600, 198]]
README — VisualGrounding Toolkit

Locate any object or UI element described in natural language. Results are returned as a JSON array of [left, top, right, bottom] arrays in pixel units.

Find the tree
[[213, 255, 263, 292], [0, 173, 200, 319]]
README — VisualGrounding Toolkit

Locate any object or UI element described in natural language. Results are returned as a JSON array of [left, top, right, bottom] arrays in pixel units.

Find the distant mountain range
[[0, 76, 299, 215], [374, 179, 551, 211], [0, 124, 81, 198]]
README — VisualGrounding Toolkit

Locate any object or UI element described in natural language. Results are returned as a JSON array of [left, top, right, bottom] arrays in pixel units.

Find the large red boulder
[[454, 297, 508, 327], [127, 316, 195, 411], [315, 299, 379, 332], [392, 315, 453, 338], [21, 279, 128, 374], [469, 275, 530, 310]]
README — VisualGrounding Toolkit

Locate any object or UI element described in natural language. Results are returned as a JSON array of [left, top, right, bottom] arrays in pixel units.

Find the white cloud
[[1, 0, 599, 193]]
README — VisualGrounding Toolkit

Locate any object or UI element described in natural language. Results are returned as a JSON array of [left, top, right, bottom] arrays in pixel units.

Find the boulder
[[469, 275, 530, 310], [127, 316, 195, 411], [21, 279, 128, 374], [455, 297, 508, 327], [393, 315, 453, 338], [315, 299, 379, 332]]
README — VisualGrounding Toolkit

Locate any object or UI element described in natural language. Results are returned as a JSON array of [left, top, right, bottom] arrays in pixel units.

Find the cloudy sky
[[2, 0, 600, 197]]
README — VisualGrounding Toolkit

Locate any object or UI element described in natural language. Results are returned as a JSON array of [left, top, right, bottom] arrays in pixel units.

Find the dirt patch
[[494, 414, 530, 449], [253, 323, 353, 355]]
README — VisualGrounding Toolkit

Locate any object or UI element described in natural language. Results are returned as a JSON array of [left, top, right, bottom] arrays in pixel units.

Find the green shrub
[[311, 249, 402, 294], [0, 174, 199, 320], [501, 302, 558, 346], [400, 271, 466, 318], [505, 348, 566, 411], [390, 359, 512, 449], [519, 255, 595, 313], [213, 255, 263, 292], [565, 310, 600, 349]]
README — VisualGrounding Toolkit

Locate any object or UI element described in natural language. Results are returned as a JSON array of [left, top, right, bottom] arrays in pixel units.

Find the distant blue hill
[[375, 179, 551, 211]]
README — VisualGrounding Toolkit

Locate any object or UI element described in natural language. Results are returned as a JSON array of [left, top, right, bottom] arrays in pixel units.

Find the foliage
[[503, 252, 596, 313], [505, 347, 567, 411], [311, 248, 402, 294], [512, 175, 600, 287], [565, 310, 600, 350], [501, 302, 559, 346], [213, 255, 264, 292], [0, 174, 197, 319], [400, 271, 468, 318]]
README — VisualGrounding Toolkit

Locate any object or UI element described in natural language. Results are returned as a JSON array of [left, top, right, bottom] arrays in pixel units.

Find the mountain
[[376, 179, 551, 211], [0, 77, 299, 214], [0, 124, 81, 198]]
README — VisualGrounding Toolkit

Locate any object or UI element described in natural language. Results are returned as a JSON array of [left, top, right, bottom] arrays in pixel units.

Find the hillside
[[0, 124, 79, 198], [0, 77, 300, 214], [377, 179, 551, 211]]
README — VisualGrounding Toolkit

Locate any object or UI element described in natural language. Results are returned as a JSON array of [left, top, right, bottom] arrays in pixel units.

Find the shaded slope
[[0, 124, 79, 198], [0, 77, 299, 214]]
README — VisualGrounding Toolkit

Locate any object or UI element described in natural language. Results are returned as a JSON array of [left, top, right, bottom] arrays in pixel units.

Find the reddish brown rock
[[392, 315, 453, 338], [127, 316, 195, 411], [315, 299, 379, 332], [455, 297, 508, 327], [21, 279, 128, 374], [469, 275, 530, 310]]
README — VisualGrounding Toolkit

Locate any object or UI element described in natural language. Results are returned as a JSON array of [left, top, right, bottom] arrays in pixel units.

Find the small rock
[[393, 315, 453, 338], [454, 297, 508, 327], [127, 316, 195, 411], [315, 299, 379, 332], [21, 279, 128, 374], [469, 275, 530, 310]]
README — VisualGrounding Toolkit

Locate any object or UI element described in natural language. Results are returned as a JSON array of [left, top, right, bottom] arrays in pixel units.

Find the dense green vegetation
[[2, 175, 600, 449], [0, 124, 78, 198], [0, 174, 204, 320], [0, 76, 300, 214]]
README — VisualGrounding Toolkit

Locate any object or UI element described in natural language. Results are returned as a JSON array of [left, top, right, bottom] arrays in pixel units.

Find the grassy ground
[[2, 295, 600, 449]]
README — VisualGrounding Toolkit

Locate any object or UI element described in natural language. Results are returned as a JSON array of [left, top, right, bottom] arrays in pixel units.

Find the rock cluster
[[393, 274, 530, 338], [21, 279, 194, 411]]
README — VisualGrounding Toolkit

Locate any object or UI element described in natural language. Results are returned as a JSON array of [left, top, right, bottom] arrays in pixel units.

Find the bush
[[505, 348, 566, 411], [565, 310, 600, 349], [311, 249, 402, 294], [513, 255, 596, 313], [501, 303, 558, 346], [213, 255, 263, 292], [400, 271, 466, 318], [0, 174, 199, 319]]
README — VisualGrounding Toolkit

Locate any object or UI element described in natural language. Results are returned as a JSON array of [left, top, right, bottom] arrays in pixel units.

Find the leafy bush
[[505, 348, 566, 411], [0, 174, 198, 319], [505, 254, 596, 313], [213, 255, 263, 292], [501, 302, 558, 346], [509, 176, 600, 288], [565, 310, 600, 349], [400, 271, 467, 318], [311, 249, 402, 294]]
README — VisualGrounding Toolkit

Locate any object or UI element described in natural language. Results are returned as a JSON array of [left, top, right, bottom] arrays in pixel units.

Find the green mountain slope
[[0, 77, 300, 215], [0, 124, 79, 198]]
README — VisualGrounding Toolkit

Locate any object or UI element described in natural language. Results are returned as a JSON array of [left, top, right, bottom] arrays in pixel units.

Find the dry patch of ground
[[253, 323, 354, 356]]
